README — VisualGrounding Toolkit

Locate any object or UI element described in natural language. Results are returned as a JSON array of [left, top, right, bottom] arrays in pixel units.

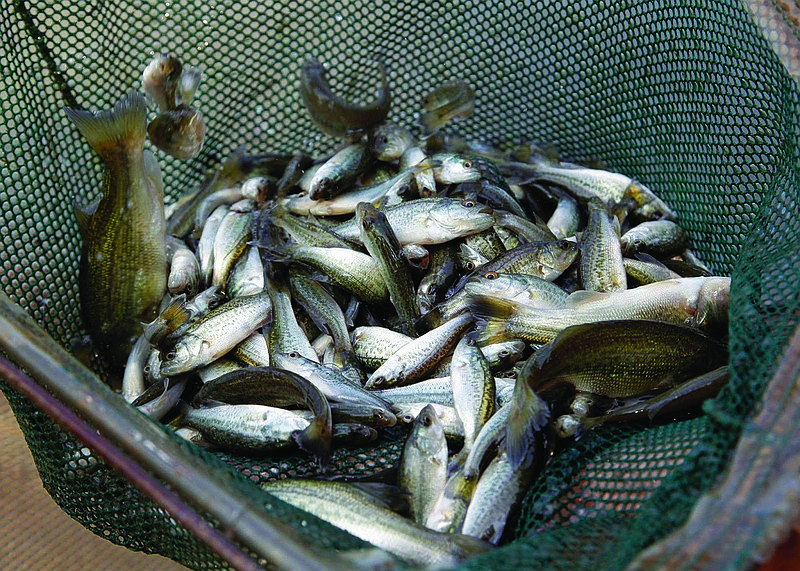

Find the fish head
[[627, 182, 678, 222], [160, 335, 205, 376], [436, 154, 483, 184], [429, 198, 495, 236], [554, 414, 582, 438], [695, 277, 731, 333], [543, 240, 580, 270]]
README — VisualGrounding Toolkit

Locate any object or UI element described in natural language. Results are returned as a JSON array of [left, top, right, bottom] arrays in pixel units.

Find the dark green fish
[[300, 59, 391, 139], [356, 202, 418, 336], [194, 366, 332, 467], [419, 80, 475, 138], [148, 104, 205, 160], [65, 91, 167, 368], [524, 319, 728, 399], [555, 366, 730, 438]]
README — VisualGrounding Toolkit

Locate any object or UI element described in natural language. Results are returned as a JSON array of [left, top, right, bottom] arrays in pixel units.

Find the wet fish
[[369, 123, 414, 161], [300, 59, 391, 139], [160, 290, 271, 376], [419, 80, 475, 138], [65, 91, 167, 368], [400, 404, 449, 525], [333, 197, 495, 246], [142, 54, 183, 111], [356, 202, 418, 336], [148, 104, 206, 160], [580, 199, 626, 292], [365, 313, 474, 389], [308, 141, 373, 201], [621, 220, 689, 258], [194, 366, 332, 467], [261, 479, 492, 567], [471, 276, 731, 344]]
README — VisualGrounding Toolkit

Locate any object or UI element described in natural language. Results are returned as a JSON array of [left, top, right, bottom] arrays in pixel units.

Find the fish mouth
[[477, 204, 494, 215]]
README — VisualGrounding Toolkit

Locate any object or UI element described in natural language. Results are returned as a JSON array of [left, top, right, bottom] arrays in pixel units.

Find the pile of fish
[[65, 54, 731, 566]]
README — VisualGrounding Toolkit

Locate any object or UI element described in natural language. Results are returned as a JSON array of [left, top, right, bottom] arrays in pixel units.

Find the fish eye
[[379, 135, 388, 144], [462, 199, 476, 208], [166, 351, 176, 361], [462, 160, 473, 169], [483, 271, 499, 280], [498, 350, 510, 358], [208, 298, 220, 308], [402, 414, 414, 424], [143, 365, 151, 374], [421, 414, 433, 427], [465, 262, 475, 271], [289, 351, 300, 358]]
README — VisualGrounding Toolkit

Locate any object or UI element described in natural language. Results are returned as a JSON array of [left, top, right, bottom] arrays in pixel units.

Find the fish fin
[[503, 375, 550, 470], [468, 295, 519, 343], [65, 91, 147, 162], [177, 67, 202, 105], [292, 415, 333, 470], [351, 482, 410, 514], [143, 149, 165, 199], [73, 198, 99, 238], [536, 142, 561, 163], [564, 289, 610, 308]]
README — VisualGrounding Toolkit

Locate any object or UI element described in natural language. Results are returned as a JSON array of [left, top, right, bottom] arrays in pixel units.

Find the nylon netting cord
[[1, 0, 798, 569]]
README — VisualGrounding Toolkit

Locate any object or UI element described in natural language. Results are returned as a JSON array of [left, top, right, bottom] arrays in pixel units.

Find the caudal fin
[[468, 295, 519, 344], [65, 91, 147, 160], [503, 374, 550, 470]]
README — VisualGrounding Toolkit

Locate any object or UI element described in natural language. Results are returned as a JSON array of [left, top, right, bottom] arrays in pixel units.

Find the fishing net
[[1, 0, 799, 568]]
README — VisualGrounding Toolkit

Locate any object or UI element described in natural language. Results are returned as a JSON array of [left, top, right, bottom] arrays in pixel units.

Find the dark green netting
[[1, 0, 799, 569]]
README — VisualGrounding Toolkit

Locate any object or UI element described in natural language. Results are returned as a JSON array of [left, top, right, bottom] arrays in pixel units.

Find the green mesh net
[[1, 0, 799, 568]]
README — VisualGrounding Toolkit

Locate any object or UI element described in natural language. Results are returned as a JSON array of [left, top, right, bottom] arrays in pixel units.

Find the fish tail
[[469, 295, 519, 343], [292, 417, 333, 470], [503, 376, 549, 470], [65, 91, 147, 160]]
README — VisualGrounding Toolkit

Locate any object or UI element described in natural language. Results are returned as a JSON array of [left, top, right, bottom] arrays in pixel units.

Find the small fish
[[450, 337, 496, 455], [308, 141, 373, 201], [299, 59, 391, 139], [194, 366, 333, 467], [273, 351, 392, 414], [620, 219, 689, 258], [332, 197, 495, 246], [160, 290, 271, 376], [227, 246, 264, 298], [522, 319, 728, 400], [555, 366, 730, 438], [264, 244, 389, 305], [166, 236, 201, 296], [400, 404, 449, 525], [179, 403, 316, 454], [212, 199, 254, 289], [65, 91, 167, 368], [265, 275, 320, 364], [471, 276, 731, 344], [148, 104, 206, 160], [461, 450, 538, 544], [196, 204, 228, 285], [356, 202, 418, 336], [231, 331, 270, 367], [547, 192, 580, 239], [369, 123, 414, 161], [365, 313, 474, 389], [623, 253, 682, 286], [580, 199, 626, 292], [142, 54, 183, 111], [512, 155, 677, 221], [352, 326, 413, 370], [261, 479, 492, 567], [121, 334, 150, 403], [417, 242, 460, 315], [280, 166, 418, 216], [419, 80, 475, 138]]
